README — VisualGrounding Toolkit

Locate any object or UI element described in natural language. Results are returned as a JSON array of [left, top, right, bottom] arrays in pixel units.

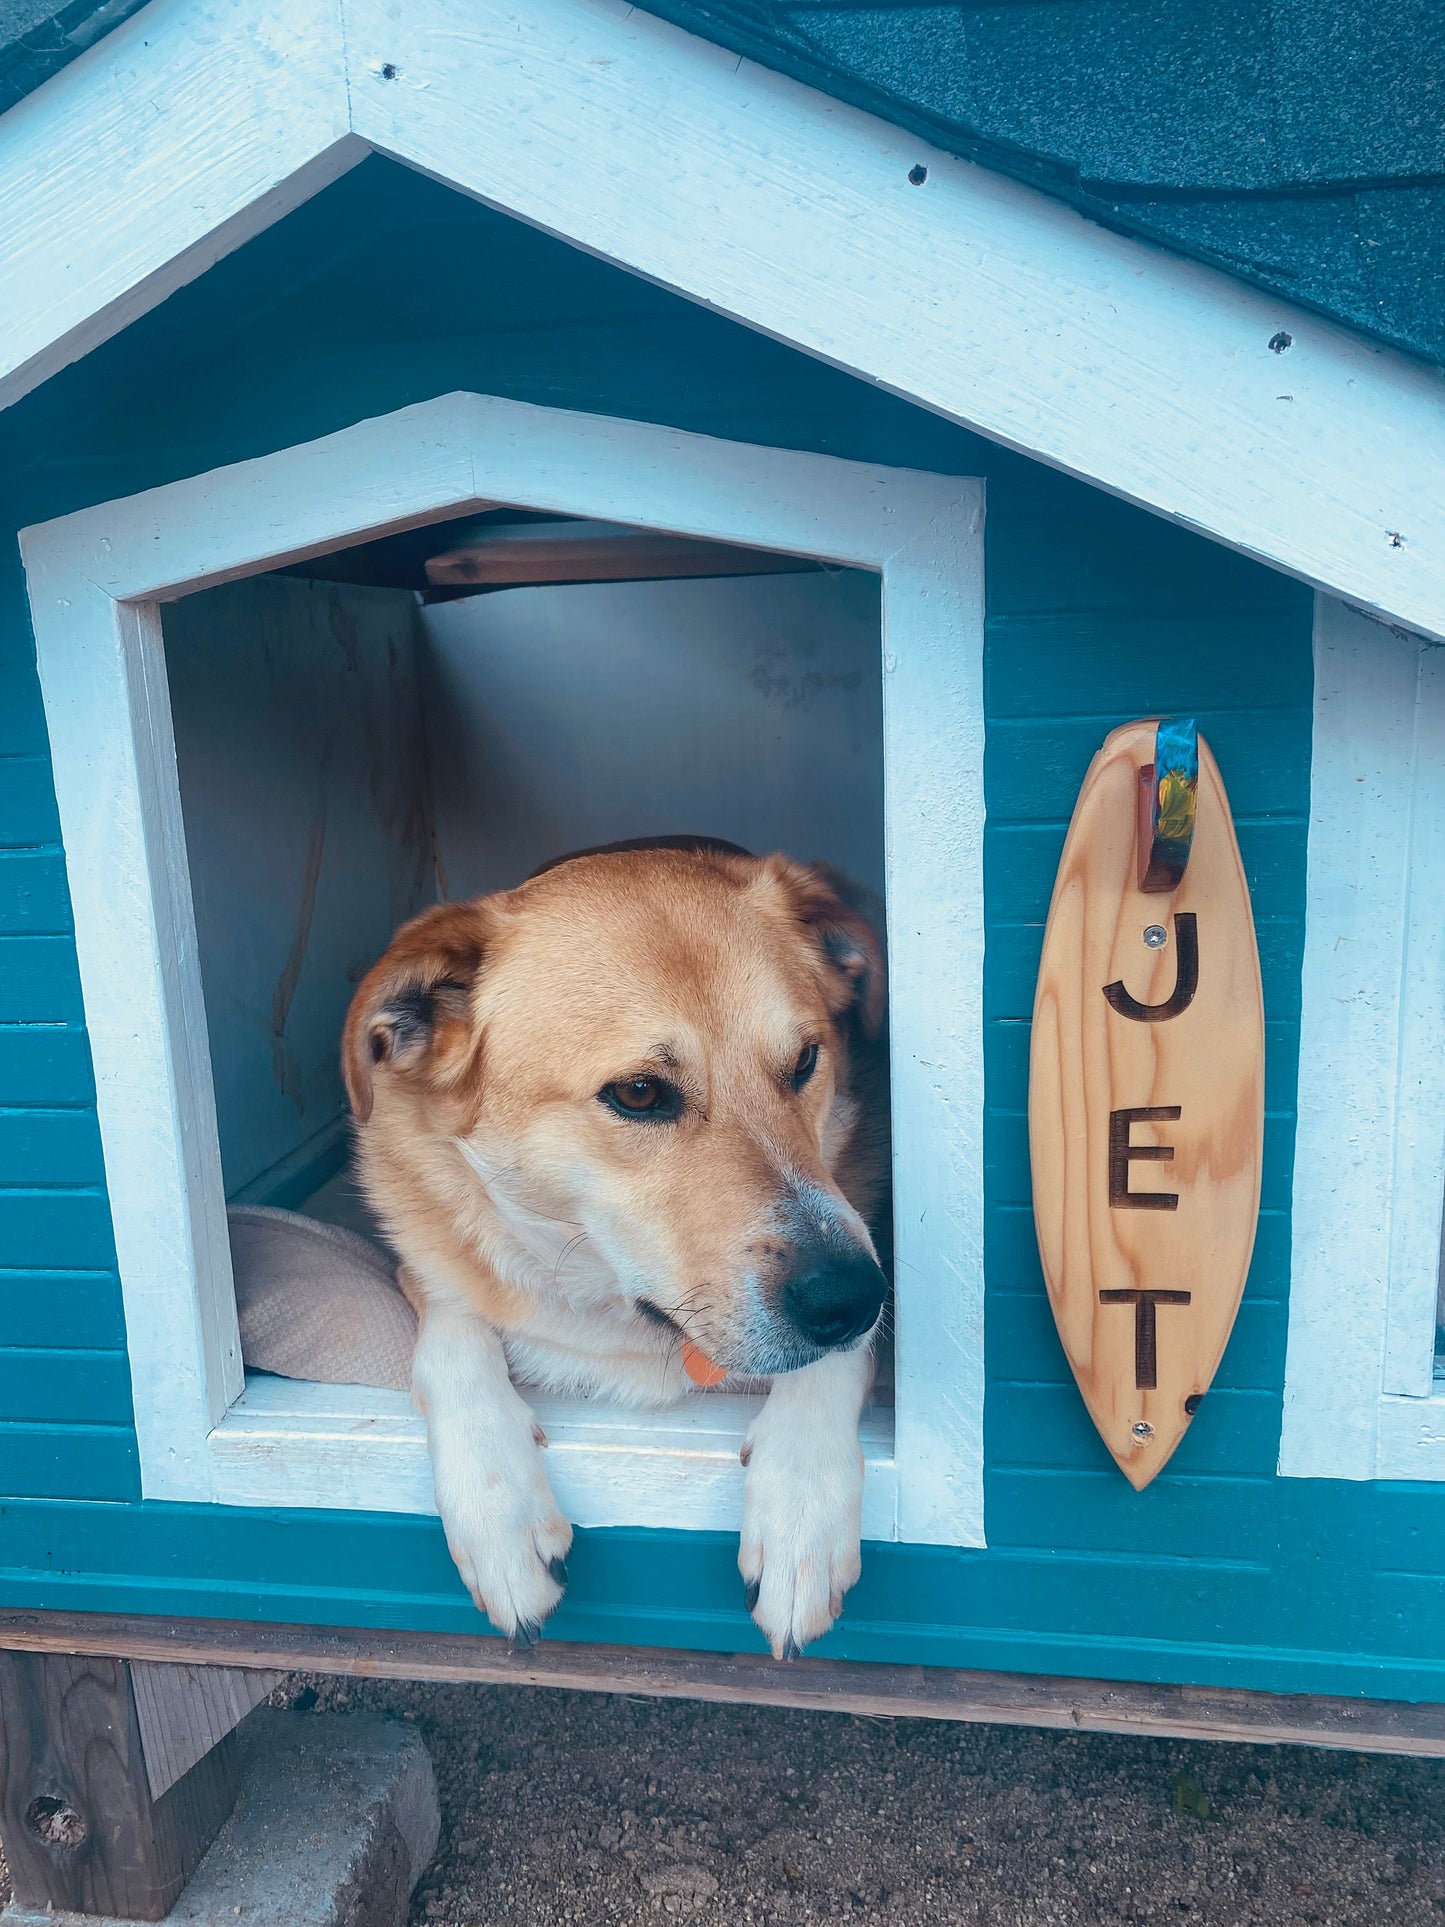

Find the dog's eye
[[791, 1042, 820, 1092], [600, 1076, 680, 1121]]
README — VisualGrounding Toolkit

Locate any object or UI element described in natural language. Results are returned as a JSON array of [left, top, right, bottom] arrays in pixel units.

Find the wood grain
[[0, 1611, 1439, 1760], [130, 1663, 282, 1801], [0, 1651, 240, 1919], [1030, 723, 1264, 1487], [424, 520, 812, 586]]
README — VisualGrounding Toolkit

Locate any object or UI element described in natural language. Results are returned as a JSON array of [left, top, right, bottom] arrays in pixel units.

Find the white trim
[[1, 0, 1442, 642], [1281, 595, 1445, 1482], [0, 0, 362, 405], [22, 390, 986, 1546], [207, 1378, 900, 1541]]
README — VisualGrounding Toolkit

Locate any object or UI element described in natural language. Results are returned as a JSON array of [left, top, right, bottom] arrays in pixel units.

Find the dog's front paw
[[435, 1439, 573, 1643], [739, 1422, 864, 1659]]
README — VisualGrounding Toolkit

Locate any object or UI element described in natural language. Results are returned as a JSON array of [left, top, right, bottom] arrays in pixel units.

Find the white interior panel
[[164, 575, 435, 1196], [420, 570, 884, 915]]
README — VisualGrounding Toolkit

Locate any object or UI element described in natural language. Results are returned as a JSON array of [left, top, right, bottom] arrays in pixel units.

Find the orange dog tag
[[682, 1340, 728, 1387]]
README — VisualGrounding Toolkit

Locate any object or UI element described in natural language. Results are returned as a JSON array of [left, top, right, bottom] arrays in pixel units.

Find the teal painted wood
[[0, 1111, 106, 1187], [0, 761, 61, 848], [0, 1028, 95, 1107], [0, 157, 1436, 1695], [0, 1428, 137, 1500], [0, 852, 71, 934], [0, 1194, 115, 1272], [0, 1274, 125, 1352], [0, 939, 83, 1021], [0, 663, 49, 757], [0, 1352, 131, 1424]]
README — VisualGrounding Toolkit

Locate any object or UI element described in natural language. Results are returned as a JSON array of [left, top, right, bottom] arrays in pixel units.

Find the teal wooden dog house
[[0, 3, 1442, 1877]]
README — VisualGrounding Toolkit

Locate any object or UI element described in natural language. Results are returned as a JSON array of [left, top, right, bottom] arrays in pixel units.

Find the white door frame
[[22, 390, 988, 1547]]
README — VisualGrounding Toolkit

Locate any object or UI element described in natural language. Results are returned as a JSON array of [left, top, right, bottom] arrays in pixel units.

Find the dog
[[341, 837, 889, 1657]]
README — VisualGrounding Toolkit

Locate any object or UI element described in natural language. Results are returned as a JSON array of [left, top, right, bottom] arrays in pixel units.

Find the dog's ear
[[763, 857, 886, 1038], [342, 901, 490, 1123]]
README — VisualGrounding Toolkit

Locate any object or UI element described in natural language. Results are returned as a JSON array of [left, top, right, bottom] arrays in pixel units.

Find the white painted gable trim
[[22, 390, 987, 1548], [1281, 594, 1445, 1483], [1, 0, 1442, 641]]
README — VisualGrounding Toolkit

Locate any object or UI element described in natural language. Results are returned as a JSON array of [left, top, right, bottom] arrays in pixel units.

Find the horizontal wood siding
[[0, 705, 135, 1501], [0, 157, 1438, 1694], [980, 456, 1316, 1654]]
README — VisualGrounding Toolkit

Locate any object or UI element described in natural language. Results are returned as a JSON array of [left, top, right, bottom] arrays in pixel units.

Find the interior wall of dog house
[[1, 154, 1440, 1700], [163, 568, 884, 1212]]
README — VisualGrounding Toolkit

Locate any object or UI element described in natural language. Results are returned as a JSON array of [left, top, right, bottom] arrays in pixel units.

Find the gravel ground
[[272, 1672, 1443, 1927], [0, 1670, 1436, 1924]]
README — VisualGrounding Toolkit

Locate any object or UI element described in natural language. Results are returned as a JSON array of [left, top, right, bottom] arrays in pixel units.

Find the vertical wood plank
[[1282, 598, 1423, 1478], [130, 1663, 283, 1801], [0, 1652, 240, 1920]]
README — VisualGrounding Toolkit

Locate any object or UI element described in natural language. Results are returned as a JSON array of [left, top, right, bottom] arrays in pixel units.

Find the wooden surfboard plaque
[[1028, 719, 1264, 1488]]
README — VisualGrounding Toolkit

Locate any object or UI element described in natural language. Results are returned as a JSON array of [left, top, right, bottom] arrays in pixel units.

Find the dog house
[[0, 0, 1443, 1850], [25, 392, 982, 1551]]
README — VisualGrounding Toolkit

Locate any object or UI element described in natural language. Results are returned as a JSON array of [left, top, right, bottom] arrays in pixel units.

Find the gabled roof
[[6, 0, 1442, 367], [0, 0, 1441, 641], [638, 1, 1445, 371]]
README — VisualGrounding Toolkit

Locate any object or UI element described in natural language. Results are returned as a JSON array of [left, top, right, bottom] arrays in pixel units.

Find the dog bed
[[228, 1205, 416, 1393]]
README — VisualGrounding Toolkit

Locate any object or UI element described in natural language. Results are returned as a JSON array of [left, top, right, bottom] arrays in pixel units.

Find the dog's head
[[342, 845, 888, 1375]]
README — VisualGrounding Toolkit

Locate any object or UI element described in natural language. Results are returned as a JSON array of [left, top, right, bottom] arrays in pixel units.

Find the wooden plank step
[[0, 1610, 1438, 1758]]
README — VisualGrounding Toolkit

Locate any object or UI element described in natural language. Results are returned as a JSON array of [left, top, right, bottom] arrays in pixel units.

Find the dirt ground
[[282, 1672, 1442, 1927], [0, 1670, 1436, 1925]]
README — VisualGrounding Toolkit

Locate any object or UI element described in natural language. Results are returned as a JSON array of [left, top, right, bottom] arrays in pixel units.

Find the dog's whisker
[[552, 1229, 591, 1288]]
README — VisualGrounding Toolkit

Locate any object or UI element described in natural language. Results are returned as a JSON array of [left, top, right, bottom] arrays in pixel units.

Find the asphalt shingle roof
[[4, 0, 1441, 366], [0, 0, 147, 112], [639, 0, 1445, 367]]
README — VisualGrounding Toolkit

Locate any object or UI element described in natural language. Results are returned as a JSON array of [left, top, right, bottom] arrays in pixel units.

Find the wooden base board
[[0, 1611, 1438, 1759]]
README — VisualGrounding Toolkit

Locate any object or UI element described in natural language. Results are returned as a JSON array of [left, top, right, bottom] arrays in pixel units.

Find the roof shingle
[[3, 0, 1441, 366]]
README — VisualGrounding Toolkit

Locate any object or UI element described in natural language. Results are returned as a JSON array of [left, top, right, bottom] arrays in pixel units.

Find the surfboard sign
[[1028, 719, 1264, 1488]]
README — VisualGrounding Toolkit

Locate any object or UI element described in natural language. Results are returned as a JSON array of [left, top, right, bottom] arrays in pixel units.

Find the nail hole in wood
[[1268, 331, 1292, 353], [908, 165, 928, 185], [380, 62, 400, 80]]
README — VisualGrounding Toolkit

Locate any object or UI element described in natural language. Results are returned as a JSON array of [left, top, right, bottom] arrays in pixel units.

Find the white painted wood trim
[[20, 558, 243, 1497], [210, 1376, 901, 1540], [1, 0, 1443, 642], [1281, 595, 1445, 1481], [0, 0, 362, 405], [22, 390, 985, 1544], [1375, 1392, 1445, 1483], [1383, 641, 1445, 1400], [884, 526, 986, 1544]]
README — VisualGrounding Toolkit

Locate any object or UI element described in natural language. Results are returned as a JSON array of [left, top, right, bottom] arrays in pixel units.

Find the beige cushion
[[228, 1205, 417, 1393]]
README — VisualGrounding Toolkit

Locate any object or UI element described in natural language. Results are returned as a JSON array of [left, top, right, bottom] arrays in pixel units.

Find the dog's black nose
[[780, 1250, 887, 1350]]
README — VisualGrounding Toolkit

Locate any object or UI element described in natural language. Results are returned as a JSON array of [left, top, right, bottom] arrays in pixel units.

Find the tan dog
[[342, 839, 888, 1656]]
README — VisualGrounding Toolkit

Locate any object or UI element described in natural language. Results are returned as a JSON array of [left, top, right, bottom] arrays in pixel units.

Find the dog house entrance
[[164, 509, 895, 1520], [25, 395, 985, 1547]]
